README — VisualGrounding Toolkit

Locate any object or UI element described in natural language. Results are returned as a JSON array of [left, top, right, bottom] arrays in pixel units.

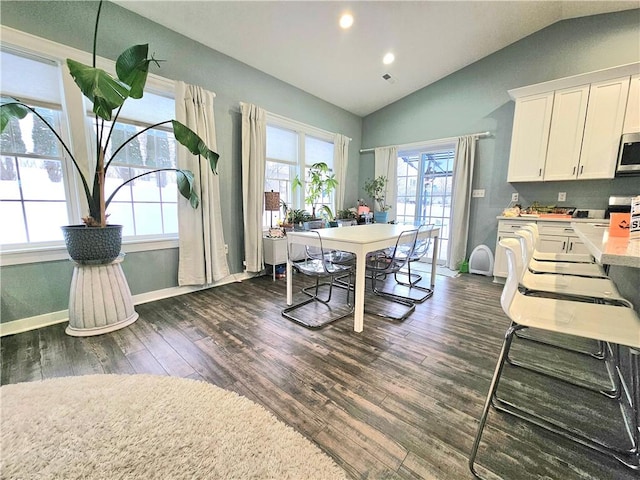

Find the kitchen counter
[[497, 216, 603, 223], [571, 223, 640, 268]]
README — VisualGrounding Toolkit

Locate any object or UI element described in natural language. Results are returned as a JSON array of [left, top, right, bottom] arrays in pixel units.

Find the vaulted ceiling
[[114, 1, 639, 117]]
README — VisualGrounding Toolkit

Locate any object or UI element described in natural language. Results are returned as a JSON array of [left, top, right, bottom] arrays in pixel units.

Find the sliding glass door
[[395, 144, 455, 264]]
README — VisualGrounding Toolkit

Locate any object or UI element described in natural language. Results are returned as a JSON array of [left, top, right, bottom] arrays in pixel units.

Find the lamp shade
[[264, 191, 280, 211]]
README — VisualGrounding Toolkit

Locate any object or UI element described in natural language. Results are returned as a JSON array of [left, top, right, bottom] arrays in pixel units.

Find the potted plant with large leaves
[[364, 175, 391, 224], [0, 0, 218, 263]]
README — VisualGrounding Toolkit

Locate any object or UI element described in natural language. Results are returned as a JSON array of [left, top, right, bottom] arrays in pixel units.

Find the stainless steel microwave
[[616, 132, 640, 175]]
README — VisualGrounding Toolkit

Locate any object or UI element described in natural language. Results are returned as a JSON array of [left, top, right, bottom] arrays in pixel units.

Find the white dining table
[[286, 223, 440, 332]]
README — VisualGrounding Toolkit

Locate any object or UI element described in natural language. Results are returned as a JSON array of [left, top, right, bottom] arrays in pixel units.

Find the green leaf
[[0, 98, 29, 133], [177, 169, 199, 208], [172, 120, 220, 173], [115, 44, 152, 99], [67, 59, 130, 120]]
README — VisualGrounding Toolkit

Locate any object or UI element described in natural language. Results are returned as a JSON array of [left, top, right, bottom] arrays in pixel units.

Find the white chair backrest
[[499, 238, 522, 315], [522, 223, 540, 247], [515, 229, 535, 264]]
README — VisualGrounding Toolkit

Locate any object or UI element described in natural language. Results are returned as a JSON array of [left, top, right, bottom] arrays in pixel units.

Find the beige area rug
[[1, 374, 349, 480]]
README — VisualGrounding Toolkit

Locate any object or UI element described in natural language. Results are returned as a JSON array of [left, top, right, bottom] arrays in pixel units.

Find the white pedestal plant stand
[[66, 254, 139, 337]]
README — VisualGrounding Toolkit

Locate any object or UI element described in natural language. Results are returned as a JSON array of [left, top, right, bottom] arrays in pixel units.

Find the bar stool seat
[[468, 238, 640, 478]]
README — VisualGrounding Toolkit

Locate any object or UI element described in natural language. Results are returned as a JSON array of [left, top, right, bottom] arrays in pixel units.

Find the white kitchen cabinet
[[493, 220, 531, 279], [578, 76, 630, 179], [493, 219, 591, 281], [506, 92, 553, 182], [623, 74, 640, 134], [536, 222, 589, 255], [543, 85, 590, 181]]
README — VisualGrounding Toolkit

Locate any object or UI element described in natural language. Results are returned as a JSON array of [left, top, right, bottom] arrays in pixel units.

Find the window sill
[[0, 237, 179, 267]]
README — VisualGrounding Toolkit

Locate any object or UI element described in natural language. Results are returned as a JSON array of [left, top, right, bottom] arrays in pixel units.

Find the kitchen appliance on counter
[[605, 195, 633, 219], [616, 132, 640, 175]]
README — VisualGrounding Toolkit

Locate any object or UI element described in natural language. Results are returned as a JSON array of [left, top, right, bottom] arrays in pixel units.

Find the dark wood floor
[[1, 272, 637, 479]]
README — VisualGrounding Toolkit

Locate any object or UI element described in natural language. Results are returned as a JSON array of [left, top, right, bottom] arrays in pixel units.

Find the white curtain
[[333, 134, 350, 210], [447, 135, 477, 270], [374, 146, 398, 221], [176, 82, 230, 285], [241, 103, 267, 273]]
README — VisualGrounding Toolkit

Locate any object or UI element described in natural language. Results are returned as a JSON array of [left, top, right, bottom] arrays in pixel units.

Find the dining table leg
[[353, 253, 366, 332]]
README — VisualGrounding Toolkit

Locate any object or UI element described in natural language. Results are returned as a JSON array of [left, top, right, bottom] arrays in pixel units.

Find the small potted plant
[[292, 162, 338, 220], [0, 0, 218, 263], [364, 175, 391, 223]]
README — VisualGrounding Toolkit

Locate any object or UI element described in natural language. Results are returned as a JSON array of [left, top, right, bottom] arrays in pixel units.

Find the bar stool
[[468, 238, 640, 478]]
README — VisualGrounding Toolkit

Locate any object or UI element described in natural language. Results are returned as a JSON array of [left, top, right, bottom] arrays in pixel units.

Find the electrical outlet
[[511, 193, 519, 202], [558, 192, 566, 202], [472, 189, 485, 198]]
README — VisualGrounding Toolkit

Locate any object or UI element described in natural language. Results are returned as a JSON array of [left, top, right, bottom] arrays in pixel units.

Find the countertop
[[497, 216, 605, 223], [571, 223, 640, 268]]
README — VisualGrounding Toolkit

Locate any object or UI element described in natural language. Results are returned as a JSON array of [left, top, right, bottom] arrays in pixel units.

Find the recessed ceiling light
[[383, 52, 395, 65], [339, 13, 354, 29]]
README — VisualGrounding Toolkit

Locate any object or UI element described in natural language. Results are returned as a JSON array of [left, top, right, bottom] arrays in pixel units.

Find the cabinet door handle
[[568, 241, 573, 252], [562, 241, 566, 250], [539, 168, 542, 176], [580, 165, 584, 175], [572, 166, 576, 175]]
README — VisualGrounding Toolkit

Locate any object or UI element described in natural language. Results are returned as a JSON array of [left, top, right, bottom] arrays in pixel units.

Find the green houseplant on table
[[292, 162, 338, 222], [0, 1, 219, 336], [364, 175, 391, 223]]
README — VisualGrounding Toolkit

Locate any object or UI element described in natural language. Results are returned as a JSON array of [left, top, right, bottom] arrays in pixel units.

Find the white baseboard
[[0, 272, 256, 337]]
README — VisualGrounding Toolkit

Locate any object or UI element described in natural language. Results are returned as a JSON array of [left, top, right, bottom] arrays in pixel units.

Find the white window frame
[[265, 113, 335, 229], [0, 26, 179, 266]]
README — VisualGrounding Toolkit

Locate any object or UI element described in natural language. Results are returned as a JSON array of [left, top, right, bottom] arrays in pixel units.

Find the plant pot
[[61, 225, 123, 263], [374, 211, 389, 224]]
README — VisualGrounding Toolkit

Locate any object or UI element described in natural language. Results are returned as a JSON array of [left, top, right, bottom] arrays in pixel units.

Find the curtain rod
[[359, 131, 491, 154]]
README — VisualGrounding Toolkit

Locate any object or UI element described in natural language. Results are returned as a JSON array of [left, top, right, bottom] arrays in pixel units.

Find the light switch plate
[[558, 192, 566, 202], [472, 189, 485, 198], [511, 192, 519, 202]]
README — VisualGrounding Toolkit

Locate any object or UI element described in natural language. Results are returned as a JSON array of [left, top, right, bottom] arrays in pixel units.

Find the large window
[[264, 118, 335, 228], [0, 34, 179, 253], [396, 144, 455, 263], [0, 49, 73, 245]]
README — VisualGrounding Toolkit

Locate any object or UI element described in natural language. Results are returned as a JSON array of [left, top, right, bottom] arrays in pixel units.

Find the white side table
[[263, 236, 288, 281], [66, 254, 139, 337]]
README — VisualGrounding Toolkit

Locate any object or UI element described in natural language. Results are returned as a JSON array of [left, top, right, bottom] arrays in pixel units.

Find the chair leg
[[469, 323, 524, 478], [366, 272, 416, 321]]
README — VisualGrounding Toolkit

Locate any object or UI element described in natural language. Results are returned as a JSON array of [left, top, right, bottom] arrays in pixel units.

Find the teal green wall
[[361, 9, 640, 257], [0, 1, 362, 323]]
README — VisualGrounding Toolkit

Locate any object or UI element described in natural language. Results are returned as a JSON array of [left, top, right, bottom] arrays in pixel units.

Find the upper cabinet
[[579, 77, 630, 179], [506, 92, 554, 182], [623, 74, 640, 134], [542, 84, 590, 181], [506, 63, 638, 183]]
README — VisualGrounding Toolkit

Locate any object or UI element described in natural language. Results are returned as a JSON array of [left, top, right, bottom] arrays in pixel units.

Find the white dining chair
[[468, 238, 640, 478]]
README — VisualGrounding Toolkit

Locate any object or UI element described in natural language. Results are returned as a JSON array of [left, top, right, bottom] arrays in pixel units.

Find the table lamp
[[264, 190, 280, 228]]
